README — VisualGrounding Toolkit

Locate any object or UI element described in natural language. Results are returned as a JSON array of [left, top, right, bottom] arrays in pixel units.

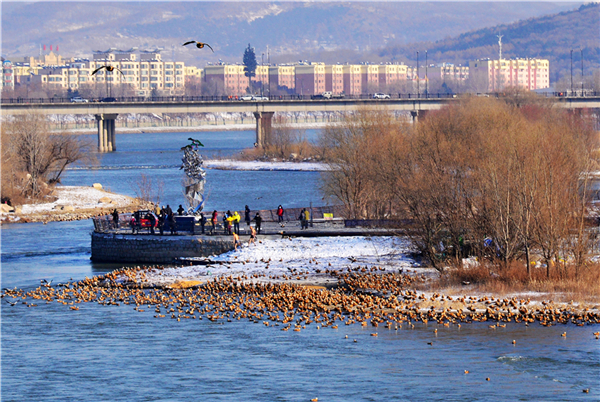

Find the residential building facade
[[470, 58, 550, 91], [295, 63, 326, 96]]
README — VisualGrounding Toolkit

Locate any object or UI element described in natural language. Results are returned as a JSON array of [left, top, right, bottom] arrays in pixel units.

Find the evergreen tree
[[243, 44, 257, 93]]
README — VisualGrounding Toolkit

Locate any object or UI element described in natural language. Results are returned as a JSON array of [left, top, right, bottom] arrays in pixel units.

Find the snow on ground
[[205, 159, 329, 171], [18, 186, 136, 214], [140, 236, 430, 287]]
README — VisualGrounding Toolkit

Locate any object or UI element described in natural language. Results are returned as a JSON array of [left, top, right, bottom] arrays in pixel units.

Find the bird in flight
[[91, 65, 125, 77], [183, 41, 214, 52]]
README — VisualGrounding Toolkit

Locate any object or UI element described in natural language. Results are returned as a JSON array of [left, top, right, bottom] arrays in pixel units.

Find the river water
[[1, 130, 598, 401]]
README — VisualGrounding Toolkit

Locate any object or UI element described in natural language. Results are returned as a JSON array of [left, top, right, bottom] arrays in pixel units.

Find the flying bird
[[91, 65, 125, 77], [183, 41, 214, 52]]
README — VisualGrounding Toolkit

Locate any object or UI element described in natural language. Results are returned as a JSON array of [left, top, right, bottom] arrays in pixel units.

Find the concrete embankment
[[91, 219, 398, 264], [91, 232, 236, 263]]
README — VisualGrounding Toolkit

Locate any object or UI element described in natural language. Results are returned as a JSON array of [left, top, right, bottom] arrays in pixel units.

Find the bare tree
[[320, 107, 406, 219], [321, 96, 598, 274], [2, 112, 95, 199], [133, 173, 164, 206]]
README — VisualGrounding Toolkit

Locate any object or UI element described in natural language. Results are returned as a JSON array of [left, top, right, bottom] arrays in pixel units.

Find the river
[[1, 130, 598, 401]]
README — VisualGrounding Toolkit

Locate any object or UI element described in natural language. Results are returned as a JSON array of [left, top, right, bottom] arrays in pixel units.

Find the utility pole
[[425, 50, 428, 97], [581, 49, 584, 96], [416, 51, 419, 97], [266, 45, 270, 98], [570, 49, 574, 95], [497, 34, 503, 91]]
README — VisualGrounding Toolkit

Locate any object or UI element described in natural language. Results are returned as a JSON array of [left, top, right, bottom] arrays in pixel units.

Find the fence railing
[[4, 92, 598, 105], [92, 205, 347, 235]]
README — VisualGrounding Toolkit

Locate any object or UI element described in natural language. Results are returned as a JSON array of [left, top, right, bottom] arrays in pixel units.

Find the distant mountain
[[0, 1, 582, 70], [377, 2, 599, 83]]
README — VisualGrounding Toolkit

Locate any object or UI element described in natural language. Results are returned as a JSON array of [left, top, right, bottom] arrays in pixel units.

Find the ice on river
[[204, 159, 329, 171]]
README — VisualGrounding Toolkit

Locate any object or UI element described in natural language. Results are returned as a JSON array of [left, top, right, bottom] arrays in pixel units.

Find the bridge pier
[[410, 110, 428, 124], [95, 114, 118, 152], [410, 110, 419, 124], [253, 111, 274, 148]]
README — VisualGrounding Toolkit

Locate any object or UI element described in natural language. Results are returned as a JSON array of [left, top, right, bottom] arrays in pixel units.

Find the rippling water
[[2, 130, 599, 401]]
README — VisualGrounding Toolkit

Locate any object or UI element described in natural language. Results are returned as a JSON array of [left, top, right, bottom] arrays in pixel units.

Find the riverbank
[[4, 234, 599, 329], [0, 185, 150, 224]]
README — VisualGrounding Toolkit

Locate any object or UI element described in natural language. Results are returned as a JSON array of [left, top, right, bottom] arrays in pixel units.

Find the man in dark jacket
[[253, 212, 263, 234]]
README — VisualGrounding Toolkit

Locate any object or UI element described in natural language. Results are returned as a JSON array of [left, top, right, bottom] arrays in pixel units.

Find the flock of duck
[[3, 264, 598, 395], [3, 265, 599, 333]]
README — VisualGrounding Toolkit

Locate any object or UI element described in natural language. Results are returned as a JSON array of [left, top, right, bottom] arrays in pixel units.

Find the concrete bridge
[[2, 94, 599, 152]]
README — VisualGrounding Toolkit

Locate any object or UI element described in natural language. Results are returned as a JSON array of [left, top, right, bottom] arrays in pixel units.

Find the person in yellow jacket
[[231, 211, 241, 234]]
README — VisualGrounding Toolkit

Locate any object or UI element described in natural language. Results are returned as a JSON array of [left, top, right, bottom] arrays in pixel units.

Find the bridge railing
[[4, 92, 598, 105], [92, 205, 347, 235]]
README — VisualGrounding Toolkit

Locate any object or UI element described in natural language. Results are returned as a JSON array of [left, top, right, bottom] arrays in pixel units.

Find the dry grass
[[238, 141, 322, 162], [431, 260, 600, 303]]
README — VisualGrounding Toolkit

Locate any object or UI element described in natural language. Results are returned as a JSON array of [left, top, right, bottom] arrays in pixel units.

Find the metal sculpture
[[180, 138, 206, 214]]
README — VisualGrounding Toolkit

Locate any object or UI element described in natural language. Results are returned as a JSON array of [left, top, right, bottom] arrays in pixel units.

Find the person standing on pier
[[232, 211, 241, 234], [245, 205, 251, 226], [145, 212, 156, 235], [253, 212, 263, 234], [211, 210, 218, 235], [299, 208, 306, 229], [277, 205, 284, 223], [112, 209, 119, 230], [199, 212, 206, 234], [168, 211, 177, 235], [224, 211, 231, 235], [158, 211, 165, 235], [303, 208, 310, 229], [177, 205, 185, 215]]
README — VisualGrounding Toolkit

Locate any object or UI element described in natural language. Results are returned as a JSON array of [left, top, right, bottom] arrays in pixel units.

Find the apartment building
[[6, 49, 186, 96], [360, 65, 380, 92], [295, 63, 326, 96], [343, 65, 363, 95], [325, 65, 344, 95], [269, 65, 295, 92], [378, 63, 412, 87], [204, 64, 249, 95], [2, 60, 14, 89], [470, 58, 549, 91], [436, 63, 469, 81]]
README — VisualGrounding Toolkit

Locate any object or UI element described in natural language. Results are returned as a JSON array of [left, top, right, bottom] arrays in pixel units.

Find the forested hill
[[379, 3, 599, 83]]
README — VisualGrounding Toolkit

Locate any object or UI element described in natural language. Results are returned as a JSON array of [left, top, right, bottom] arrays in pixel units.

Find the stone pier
[[91, 232, 235, 264], [95, 113, 118, 152], [253, 111, 274, 148]]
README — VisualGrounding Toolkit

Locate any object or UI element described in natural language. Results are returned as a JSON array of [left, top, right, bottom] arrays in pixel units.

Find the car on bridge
[[70, 96, 89, 103], [373, 93, 391, 99], [251, 95, 269, 101], [240, 95, 254, 101], [100, 97, 118, 102]]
